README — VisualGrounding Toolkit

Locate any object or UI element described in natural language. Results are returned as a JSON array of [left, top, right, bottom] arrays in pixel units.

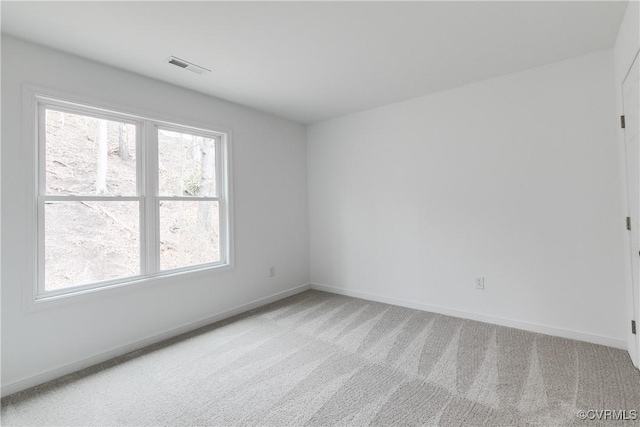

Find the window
[[35, 95, 231, 299]]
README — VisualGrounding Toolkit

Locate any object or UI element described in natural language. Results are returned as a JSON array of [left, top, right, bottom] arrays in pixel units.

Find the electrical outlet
[[475, 277, 485, 290], [269, 266, 275, 278]]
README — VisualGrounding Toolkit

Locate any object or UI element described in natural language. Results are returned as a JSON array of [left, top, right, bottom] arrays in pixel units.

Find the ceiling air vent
[[166, 56, 210, 75]]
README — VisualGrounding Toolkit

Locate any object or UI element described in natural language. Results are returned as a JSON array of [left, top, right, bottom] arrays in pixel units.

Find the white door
[[623, 52, 640, 367]]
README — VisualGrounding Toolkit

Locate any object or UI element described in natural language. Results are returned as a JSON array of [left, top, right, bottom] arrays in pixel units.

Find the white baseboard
[[1, 283, 311, 398], [310, 283, 627, 350]]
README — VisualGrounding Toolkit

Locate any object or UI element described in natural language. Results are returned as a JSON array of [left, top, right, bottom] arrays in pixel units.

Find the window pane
[[45, 109, 137, 196], [159, 200, 220, 270], [158, 129, 217, 197], [44, 201, 140, 291]]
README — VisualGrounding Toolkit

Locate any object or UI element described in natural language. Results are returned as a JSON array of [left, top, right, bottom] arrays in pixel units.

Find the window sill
[[25, 262, 233, 313]]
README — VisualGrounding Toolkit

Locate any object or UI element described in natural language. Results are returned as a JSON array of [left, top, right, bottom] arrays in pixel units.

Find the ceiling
[[1, 1, 628, 124]]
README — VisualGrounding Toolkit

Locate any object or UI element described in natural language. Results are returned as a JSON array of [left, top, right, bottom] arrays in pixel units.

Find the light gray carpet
[[2, 290, 639, 426]]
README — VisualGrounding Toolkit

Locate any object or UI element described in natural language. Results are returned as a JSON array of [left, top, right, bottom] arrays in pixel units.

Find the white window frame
[[26, 87, 233, 306]]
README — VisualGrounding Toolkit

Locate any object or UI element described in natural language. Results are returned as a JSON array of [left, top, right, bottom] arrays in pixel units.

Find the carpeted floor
[[2, 290, 639, 426]]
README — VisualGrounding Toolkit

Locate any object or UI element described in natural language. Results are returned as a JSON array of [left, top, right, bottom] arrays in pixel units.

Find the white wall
[[308, 49, 627, 347], [1, 36, 309, 393], [614, 0, 640, 367]]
